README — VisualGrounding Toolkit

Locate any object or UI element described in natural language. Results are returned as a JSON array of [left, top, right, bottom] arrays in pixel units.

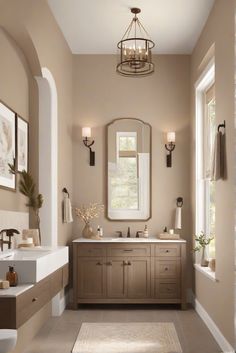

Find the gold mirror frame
[[106, 117, 152, 221]]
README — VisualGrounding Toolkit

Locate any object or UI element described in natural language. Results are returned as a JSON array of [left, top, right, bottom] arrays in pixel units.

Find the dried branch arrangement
[[75, 203, 104, 224]]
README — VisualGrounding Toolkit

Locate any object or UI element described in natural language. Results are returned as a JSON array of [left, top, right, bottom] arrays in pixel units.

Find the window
[[196, 62, 216, 259], [204, 86, 216, 258]]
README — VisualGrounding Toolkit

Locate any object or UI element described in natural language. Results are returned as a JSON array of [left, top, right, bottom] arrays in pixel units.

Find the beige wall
[[0, 28, 31, 212], [72, 54, 192, 282], [0, 0, 74, 245], [0, 1, 74, 351], [190, 0, 235, 346]]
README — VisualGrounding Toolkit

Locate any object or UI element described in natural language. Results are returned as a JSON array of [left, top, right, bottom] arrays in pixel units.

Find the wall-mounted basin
[[0, 246, 68, 283]]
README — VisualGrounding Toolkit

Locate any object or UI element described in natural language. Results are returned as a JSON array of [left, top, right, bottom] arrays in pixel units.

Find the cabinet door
[[127, 257, 151, 298], [77, 257, 105, 298], [106, 257, 127, 298]]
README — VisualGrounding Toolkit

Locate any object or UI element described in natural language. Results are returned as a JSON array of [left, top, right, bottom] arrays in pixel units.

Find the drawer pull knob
[[123, 261, 128, 265], [123, 249, 133, 252], [165, 267, 168, 271], [32, 297, 38, 302], [96, 262, 103, 265], [128, 261, 131, 266], [165, 250, 169, 253]]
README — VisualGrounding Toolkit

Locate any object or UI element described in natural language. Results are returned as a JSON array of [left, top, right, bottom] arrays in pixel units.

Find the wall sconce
[[165, 132, 176, 167], [82, 127, 95, 166]]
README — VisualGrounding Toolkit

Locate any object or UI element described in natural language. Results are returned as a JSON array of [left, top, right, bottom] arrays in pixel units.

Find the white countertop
[[73, 237, 186, 243], [0, 284, 34, 297]]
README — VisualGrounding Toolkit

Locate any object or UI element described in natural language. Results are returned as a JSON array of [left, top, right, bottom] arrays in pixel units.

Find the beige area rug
[[72, 322, 183, 353]]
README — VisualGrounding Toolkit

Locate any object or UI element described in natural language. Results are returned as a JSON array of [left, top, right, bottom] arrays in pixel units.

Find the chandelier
[[117, 8, 155, 77]]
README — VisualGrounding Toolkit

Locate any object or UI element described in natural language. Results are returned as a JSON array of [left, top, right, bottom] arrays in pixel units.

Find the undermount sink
[[0, 246, 68, 283]]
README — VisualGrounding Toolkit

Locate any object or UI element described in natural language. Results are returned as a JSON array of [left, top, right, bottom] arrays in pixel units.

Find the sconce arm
[[83, 138, 95, 149], [165, 143, 175, 153]]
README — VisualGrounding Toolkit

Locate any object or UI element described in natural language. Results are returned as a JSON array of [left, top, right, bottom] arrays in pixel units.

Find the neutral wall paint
[[0, 1, 74, 351], [0, 0, 74, 245], [191, 0, 235, 346], [0, 28, 31, 212], [72, 54, 192, 283]]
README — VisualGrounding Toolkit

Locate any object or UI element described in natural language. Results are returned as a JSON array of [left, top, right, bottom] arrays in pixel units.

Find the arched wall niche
[[1, 26, 59, 248], [35, 68, 58, 248]]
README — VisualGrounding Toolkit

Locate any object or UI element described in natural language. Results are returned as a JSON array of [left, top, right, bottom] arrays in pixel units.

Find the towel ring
[[62, 187, 69, 197], [176, 197, 183, 208], [218, 120, 226, 132]]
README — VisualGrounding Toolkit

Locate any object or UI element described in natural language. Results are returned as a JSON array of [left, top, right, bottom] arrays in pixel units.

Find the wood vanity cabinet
[[77, 257, 106, 298], [73, 241, 186, 308]]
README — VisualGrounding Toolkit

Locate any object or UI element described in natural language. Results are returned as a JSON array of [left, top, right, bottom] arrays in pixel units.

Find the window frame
[[195, 59, 215, 245]]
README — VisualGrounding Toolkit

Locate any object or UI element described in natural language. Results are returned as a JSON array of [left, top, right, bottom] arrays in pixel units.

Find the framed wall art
[[17, 115, 28, 172], [0, 102, 16, 190]]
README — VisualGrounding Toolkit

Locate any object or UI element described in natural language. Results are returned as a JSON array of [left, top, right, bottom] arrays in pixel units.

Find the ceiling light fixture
[[117, 7, 155, 77]]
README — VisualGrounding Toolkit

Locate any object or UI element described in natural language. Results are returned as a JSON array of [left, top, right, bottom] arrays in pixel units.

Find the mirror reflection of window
[[107, 118, 151, 220], [111, 132, 138, 210]]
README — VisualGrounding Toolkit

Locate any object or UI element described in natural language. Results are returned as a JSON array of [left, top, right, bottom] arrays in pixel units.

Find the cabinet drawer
[[107, 245, 150, 257], [155, 259, 180, 279], [77, 245, 106, 257], [155, 280, 180, 299], [155, 244, 180, 257], [17, 278, 51, 327]]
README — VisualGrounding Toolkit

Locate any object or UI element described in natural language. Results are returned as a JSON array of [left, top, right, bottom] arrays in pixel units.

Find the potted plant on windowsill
[[193, 231, 214, 267]]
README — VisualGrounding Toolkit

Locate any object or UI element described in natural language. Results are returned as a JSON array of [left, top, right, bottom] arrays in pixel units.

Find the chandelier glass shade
[[117, 8, 155, 77]]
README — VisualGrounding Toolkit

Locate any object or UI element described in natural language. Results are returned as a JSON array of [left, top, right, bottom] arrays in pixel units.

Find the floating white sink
[[0, 247, 68, 283]]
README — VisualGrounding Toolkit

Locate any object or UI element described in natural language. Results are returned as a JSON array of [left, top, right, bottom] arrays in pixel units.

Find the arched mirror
[[106, 118, 151, 220]]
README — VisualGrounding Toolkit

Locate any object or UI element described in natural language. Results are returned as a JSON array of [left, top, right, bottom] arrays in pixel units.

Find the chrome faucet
[[0, 229, 20, 251]]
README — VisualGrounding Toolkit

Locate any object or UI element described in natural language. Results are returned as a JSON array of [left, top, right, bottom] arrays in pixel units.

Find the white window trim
[[195, 59, 215, 234], [195, 59, 217, 281]]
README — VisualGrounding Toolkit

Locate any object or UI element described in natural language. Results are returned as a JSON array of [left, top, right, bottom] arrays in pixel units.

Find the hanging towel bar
[[218, 120, 226, 132], [176, 197, 183, 208], [62, 187, 69, 197]]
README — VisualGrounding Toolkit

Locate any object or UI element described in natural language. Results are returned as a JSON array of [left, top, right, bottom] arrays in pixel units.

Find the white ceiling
[[47, 0, 215, 54]]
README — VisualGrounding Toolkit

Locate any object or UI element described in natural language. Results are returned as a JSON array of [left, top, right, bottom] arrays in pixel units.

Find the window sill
[[194, 264, 218, 282]]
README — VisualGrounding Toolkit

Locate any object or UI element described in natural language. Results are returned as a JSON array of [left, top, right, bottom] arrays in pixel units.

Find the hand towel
[[211, 131, 226, 181], [175, 206, 182, 230], [63, 194, 73, 223], [220, 132, 226, 179]]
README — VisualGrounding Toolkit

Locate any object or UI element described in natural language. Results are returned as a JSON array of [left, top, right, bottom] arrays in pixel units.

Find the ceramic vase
[[200, 247, 209, 267], [82, 223, 94, 239]]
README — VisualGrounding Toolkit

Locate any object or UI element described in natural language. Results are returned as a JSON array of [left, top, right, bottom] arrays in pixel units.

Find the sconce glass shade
[[167, 132, 176, 143], [82, 127, 91, 138]]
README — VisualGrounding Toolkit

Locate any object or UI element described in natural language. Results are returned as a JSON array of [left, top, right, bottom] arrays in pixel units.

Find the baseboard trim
[[190, 290, 234, 353]]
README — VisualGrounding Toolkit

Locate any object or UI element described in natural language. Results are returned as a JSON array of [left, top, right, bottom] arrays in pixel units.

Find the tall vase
[[82, 223, 94, 239], [200, 247, 208, 267]]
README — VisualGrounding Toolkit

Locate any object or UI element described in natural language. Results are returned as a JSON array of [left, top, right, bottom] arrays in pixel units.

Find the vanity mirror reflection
[[106, 118, 151, 220]]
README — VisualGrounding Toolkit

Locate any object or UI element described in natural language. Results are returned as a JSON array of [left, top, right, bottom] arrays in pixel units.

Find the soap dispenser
[[143, 225, 149, 238], [6, 266, 18, 287]]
